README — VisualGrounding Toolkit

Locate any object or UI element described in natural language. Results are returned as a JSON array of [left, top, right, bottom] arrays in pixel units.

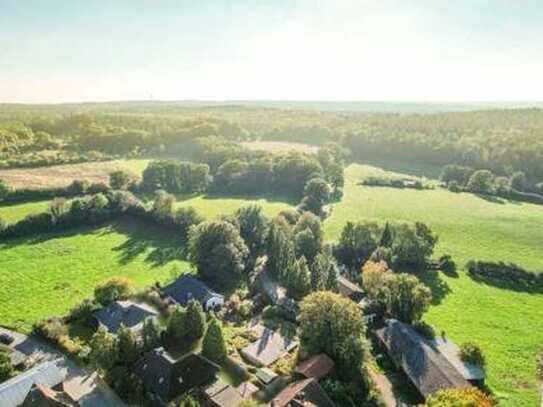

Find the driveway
[[0, 327, 125, 407]]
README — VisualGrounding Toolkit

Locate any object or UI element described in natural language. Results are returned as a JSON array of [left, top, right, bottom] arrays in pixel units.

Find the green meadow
[[323, 164, 543, 407], [1, 161, 542, 405]]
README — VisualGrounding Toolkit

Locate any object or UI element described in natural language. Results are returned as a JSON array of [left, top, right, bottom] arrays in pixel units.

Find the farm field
[[324, 164, 543, 407], [241, 140, 318, 154], [0, 200, 49, 223], [174, 194, 293, 219], [0, 159, 150, 190], [0, 217, 191, 332]]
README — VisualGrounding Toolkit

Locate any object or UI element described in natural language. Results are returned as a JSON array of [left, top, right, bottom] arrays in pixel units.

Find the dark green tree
[[89, 326, 118, 372], [202, 316, 227, 364], [188, 221, 249, 283], [0, 348, 13, 382], [379, 222, 393, 247], [142, 317, 162, 352], [117, 324, 140, 365], [185, 300, 206, 340]]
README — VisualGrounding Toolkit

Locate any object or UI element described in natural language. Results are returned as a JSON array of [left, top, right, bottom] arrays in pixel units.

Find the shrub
[[459, 342, 486, 368], [425, 387, 493, 407], [438, 254, 457, 274], [94, 277, 135, 306], [68, 299, 97, 325], [202, 316, 227, 364], [466, 260, 541, 286], [0, 347, 14, 382]]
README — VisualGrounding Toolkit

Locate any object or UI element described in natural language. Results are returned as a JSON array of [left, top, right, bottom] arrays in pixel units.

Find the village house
[[294, 353, 335, 381], [93, 300, 158, 334], [240, 325, 298, 367], [0, 358, 77, 407], [271, 378, 335, 407], [162, 275, 224, 311], [134, 348, 219, 405], [376, 319, 485, 399]]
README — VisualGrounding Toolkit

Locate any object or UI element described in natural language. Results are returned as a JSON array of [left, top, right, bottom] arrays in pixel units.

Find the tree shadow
[[474, 193, 506, 205], [467, 273, 543, 294], [418, 271, 452, 305], [110, 217, 187, 268]]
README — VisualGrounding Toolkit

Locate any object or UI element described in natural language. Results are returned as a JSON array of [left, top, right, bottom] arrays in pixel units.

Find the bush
[[459, 342, 486, 368], [202, 317, 227, 364], [94, 277, 135, 306], [466, 260, 541, 286], [425, 387, 493, 407], [68, 299, 97, 325]]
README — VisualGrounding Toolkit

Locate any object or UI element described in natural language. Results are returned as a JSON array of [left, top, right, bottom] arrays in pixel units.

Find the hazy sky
[[1, 0, 542, 103]]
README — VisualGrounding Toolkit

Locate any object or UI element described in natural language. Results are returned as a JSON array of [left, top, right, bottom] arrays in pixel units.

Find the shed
[[163, 275, 224, 311], [205, 381, 244, 407], [241, 328, 298, 367], [294, 353, 334, 380], [271, 378, 335, 407], [93, 300, 158, 334], [376, 319, 471, 398]]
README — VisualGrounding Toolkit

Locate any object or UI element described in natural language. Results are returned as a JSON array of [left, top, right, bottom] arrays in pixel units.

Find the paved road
[[0, 327, 125, 407]]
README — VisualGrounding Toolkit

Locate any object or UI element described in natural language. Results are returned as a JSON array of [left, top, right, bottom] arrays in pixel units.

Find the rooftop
[[294, 353, 334, 380], [163, 275, 223, 306], [271, 378, 335, 407], [94, 300, 158, 334], [241, 327, 298, 367], [376, 319, 471, 398]]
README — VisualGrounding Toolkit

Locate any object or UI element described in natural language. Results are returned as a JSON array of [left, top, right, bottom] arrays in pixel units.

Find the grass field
[[241, 140, 318, 154], [324, 164, 543, 407], [174, 194, 293, 219], [0, 159, 150, 189], [0, 200, 50, 223], [0, 217, 191, 332]]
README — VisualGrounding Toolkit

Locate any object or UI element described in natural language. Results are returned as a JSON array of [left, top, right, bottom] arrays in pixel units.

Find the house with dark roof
[[294, 353, 334, 380], [376, 319, 478, 398], [163, 275, 224, 311], [257, 270, 298, 321], [134, 348, 219, 405], [240, 326, 298, 367], [93, 300, 158, 334], [0, 358, 71, 407], [271, 378, 335, 407], [22, 383, 78, 407]]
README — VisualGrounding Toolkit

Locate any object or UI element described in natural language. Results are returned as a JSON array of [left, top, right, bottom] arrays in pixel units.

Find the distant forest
[[1, 102, 543, 181]]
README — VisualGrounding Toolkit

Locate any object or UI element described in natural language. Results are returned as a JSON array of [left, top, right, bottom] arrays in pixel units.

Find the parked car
[[0, 332, 15, 345]]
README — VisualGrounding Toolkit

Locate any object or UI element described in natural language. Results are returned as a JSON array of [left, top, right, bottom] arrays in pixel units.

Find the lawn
[[324, 164, 543, 407], [0, 217, 191, 332], [174, 194, 293, 219]]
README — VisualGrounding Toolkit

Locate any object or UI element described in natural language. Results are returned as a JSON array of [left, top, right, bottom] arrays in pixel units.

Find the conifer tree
[[185, 299, 206, 340], [142, 317, 162, 352], [380, 222, 393, 247], [202, 316, 227, 364], [117, 324, 140, 365]]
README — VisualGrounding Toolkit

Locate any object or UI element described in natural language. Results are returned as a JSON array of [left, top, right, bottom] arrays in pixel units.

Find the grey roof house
[[93, 300, 158, 334], [134, 348, 219, 405], [240, 326, 298, 367], [0, 358, 69, 407], [163, 275, 224, 311], [376, 319, 483, 398]]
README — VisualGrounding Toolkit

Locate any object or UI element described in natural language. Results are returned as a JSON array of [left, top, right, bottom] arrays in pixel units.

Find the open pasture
[[0, 159, 150, 190], [324, 164, 543, 406], [0, 217, 191, 332]]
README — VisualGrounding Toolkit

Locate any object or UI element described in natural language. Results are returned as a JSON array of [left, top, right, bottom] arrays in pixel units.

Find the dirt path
[[370, 369, 397, 407]]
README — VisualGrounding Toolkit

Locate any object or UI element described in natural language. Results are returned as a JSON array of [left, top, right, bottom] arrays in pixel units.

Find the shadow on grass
[[418, 271, 452, 305], [468, 273, 543, 294], [110, 217, 187, 267]]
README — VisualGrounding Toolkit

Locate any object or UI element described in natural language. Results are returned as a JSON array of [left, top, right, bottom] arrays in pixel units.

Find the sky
[[1, 0, 542, 103]]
